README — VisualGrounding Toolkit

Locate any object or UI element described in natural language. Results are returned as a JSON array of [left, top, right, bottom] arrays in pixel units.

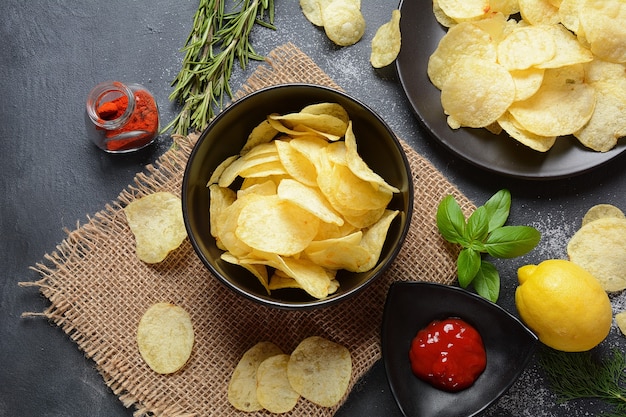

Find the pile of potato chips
[[208, 103, 400, 299], [124, 192, 187, 263], [429, 0, 626, 152], [299, 0, 365, 46], [228, 337, 352, 412], [567, 204, 626, 293], [136, 303, 194, 374]]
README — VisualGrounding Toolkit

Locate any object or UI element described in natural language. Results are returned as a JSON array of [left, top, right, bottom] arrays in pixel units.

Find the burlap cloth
[[22, 43, 475, 417]]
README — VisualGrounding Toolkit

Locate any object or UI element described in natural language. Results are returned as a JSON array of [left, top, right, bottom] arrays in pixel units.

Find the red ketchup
[[409, 317, 486, 392]]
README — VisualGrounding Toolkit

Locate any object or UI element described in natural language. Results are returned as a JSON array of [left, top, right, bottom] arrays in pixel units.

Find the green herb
[[164, 0, 275, 136], [540, 346, 626, 417], [436, 189, 540, 302]]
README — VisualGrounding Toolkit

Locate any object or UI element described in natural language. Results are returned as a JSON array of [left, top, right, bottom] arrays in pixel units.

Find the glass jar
[[85, 81, 159, 153]]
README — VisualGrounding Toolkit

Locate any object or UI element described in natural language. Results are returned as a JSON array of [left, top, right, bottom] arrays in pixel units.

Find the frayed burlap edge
[[20, 43, 475, 417]]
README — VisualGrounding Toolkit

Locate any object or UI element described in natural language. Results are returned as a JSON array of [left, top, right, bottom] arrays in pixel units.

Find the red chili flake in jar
[[409, 317, 486, 392]]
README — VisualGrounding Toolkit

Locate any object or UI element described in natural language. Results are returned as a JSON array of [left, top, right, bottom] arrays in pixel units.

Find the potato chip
[[124, 192, 187, 263], [370, 9, 402, 68], [241, 119, 279, 154], [558, 0, 584, 33], [136, 303, 194, 374], [490, 0, 521, 16], [579, 0, 626, 64], [287, 336, 352, 407], [428, 21, 497, 89], [301, 102, 350, 125], [519, 0, 560, 25], [256, 354, 300, 413], [228, 342, 283, 412], [497, 111, 557, 152], [432, 0, 458, 27], [236, 195, 320, 256], [497, 25, 557, 70], [581, 204, 626, 226], [437, 0, 490, 21], [357, 209, 400, 272], [269, 112, 348, 137], [275, 139, 318, 187], [221, 251, 270, 294], [299, 0, 324, 27], [615, 312, 626, 337], [441, 57, 516, 128], [535, 23, 593, 69], [321, 0, 365, 46], [574, 82, 626, 152], [508, 64, 596, 137], [216, 195, 254, 257], [509, 68, 545, 102], [209, 184, 236, 243], [277, 178, 344, 225], [567, 217, 626, 292], [304, 231, 371, 271]]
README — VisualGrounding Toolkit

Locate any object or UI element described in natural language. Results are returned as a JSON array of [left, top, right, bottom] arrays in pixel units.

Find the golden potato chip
[[221, 251, 270, 294], [216, 195, 254, 257], [441, 57, 516, 128], [236, 195, 320, 256], [321, 0, 365, 46], [428, 21, 497, 89], [136, 303, 194, 374], [508, 64, 596, 137], [241, 119, 279, 154], [370, 9, 402, 69], [490, 0, 521, 16], [301, 102, 350, 125], [277, 178, 344, 226], [567, 217, 626, 292], [518, 0, 560, 25], [300, 0, 324, 27], [558, 0, 584, 33], [497, 111, 557, 152], [357, 209, 400, 272], [535, 23, 593, 69], [579, 0, 626, 64], [256, 354, 300, 413], [228, 342, 283, 412], [581, 204, 626, 226], [124, 192, 187, 263], [269, 112, 348, 137], [209, 184, 236, 243], [497, 25, 557, 70], [304, 231, 371, 271], [287, 336, 352, 407], [344, 122, 400, 194], [275, 139, 318, 187], [237, 179, 277, 198], [432, 0, 458, 27], [574, 82, 626, 152], [437, 0, 490, 21], [509, 68, 545, 102], [615, 312, 626, 337]]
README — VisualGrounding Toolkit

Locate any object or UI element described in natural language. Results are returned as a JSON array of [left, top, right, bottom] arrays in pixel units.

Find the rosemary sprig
[[539, 346, 626, 416], [164, 0, 275, 136]]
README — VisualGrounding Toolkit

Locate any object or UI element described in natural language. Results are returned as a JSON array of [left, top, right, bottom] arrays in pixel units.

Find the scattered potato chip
[[370, 9, 402, 68], [124, 192, 187, 263], [299, 0, 324, 27], [581, 204, 626, 226], [136, 303, 194, 374], [567, 217, 626, 292], [321, 0, 366, 46], [287, 336, 352, 407], [578, 0, 626, 64], [228, 341, 284, 412], [256, 354, 300, 413], [615, 312, 626, 337]]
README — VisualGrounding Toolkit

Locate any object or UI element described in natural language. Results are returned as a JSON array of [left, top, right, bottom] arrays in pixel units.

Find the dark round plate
[[382, 282, 538, 417], [395, 0, 626, 180]]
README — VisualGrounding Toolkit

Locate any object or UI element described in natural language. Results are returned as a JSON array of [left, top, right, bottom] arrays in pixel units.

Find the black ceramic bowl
[[182, 84, 413, 309], [382, 282, 538, 417]]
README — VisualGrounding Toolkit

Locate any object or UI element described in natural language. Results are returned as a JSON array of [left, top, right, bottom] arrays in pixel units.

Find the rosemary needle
[[164, 0, 275, 136], [539, 346, 626, 416]]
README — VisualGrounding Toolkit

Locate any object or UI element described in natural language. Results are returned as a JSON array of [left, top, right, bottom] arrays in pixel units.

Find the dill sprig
[[539, 346, 626, 416], [164, 0, 275, 136]]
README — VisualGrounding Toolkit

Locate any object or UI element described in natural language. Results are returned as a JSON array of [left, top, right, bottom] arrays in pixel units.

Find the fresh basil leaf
[[472, 261, 500, 302], [436, 195, 467, 244], [457, 248, 481, 288], [483, 189, 511, 232], [484, 226, 541, 258], [466, 206, 489, 242]]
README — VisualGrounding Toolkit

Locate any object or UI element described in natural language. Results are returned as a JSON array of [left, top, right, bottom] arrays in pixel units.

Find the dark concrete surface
[[1, 1, 625, 416]]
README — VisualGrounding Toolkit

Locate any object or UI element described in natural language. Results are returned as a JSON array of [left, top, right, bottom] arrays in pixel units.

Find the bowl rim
[[381, 281, 538, 416], [182, 83, 414, 309]]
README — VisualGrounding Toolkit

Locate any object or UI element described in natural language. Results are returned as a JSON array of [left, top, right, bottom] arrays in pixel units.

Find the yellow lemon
[[515, 259, 612, 352]]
